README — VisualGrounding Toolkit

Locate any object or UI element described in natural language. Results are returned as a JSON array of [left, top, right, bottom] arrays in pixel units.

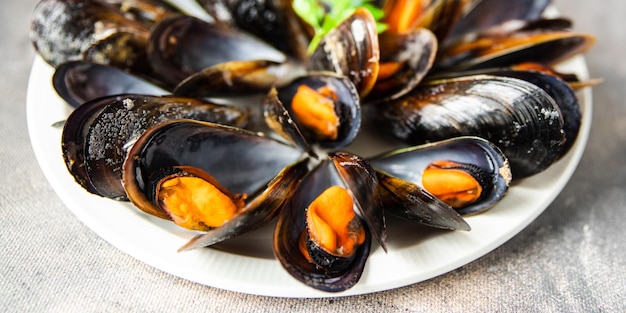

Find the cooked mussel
[[264, 73, 361, 150], [61, 95, 248, 200], [301, 185, 366, 272], [273, 151, 386, 292], [369, 136, 511, 217], [122, 119, 309, 248], [376, 74, 566, 179]]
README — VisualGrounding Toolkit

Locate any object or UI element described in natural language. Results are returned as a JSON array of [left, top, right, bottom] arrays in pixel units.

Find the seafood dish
[[29, 0, 596, 293]]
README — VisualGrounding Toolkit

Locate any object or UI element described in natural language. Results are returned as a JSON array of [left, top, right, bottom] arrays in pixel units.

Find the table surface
[[3, 0, 625, 312]]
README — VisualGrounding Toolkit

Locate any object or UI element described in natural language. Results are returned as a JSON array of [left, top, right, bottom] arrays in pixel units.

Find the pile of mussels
[[30, 0, 596, 292]]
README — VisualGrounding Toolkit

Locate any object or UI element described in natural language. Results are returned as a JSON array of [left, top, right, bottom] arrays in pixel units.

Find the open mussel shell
[[121, 120, 308, 247], [437, 28, 596, 72], [267, 73, 361, 150], [147, 15, 287, 86], [377, 74, 565, 179], [173, 60, 291, 99], [61, 95, 248, 200], [31, 0, 152, 74], [370, 136, 511, 217], [121, 119, 304, 216], [329, 152, 387, 251], [307, 8, 380, 98], [366, 28, 437, 104], [53, 61, 168, 107], [273, 153, 383, 292]]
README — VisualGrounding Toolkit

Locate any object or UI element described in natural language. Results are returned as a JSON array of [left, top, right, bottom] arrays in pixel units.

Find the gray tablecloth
[[3, 0, 624, 311]]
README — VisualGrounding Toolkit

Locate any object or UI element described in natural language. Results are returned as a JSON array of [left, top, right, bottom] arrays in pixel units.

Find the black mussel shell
[[147, 15, 286, 86], [480, 69, 582, 157], [370, 136, 511, 217], [377, 74, 565, 179], [53, 61, 168, 107], [61, 95, 248, 200], [329, 151, 387, 251], [430, 67, 582, 158]]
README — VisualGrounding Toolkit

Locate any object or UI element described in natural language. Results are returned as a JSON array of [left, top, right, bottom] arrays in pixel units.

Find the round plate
[[26, 50, 592, 298]]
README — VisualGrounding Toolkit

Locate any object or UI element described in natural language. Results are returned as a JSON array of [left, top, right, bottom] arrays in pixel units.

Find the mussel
[[264, 73, 362, 150], [62, 95, 248, 200], [101, 0, 182, 27], [375, 74, 569, 179], [437, 18, 596, 72], [369, 136, 511, 217], [273, 152, 386, 292], [307, 8, 380, 98], [123, 119, 309, 247], [31, 0, 155, 77]]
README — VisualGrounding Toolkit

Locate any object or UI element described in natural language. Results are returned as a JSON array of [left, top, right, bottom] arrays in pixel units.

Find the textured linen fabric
[[2, 0, 625, 312]]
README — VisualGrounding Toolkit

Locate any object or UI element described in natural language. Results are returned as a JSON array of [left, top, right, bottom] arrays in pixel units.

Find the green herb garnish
[[293, 0, 387, 54]]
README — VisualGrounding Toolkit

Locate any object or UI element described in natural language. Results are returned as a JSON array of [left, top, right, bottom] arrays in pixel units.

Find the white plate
[[26, 42, 592, 298]]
